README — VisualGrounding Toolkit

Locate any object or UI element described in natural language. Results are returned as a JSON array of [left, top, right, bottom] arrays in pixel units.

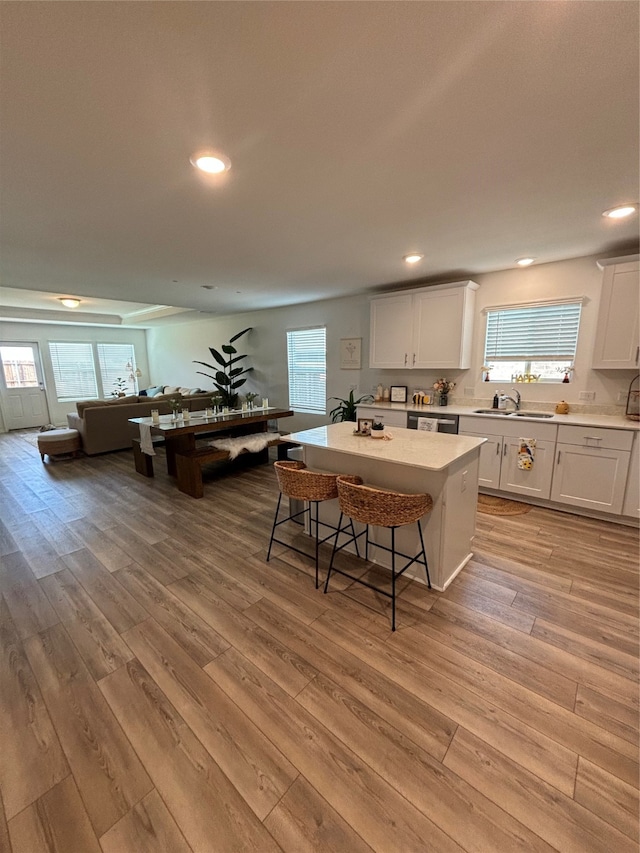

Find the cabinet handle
[[584, 436, 602, 442], [404, 353, 408, 366], [496, 442, 500, 455], [636, 346, 639, 365], [557, 450, 561, 464], [503, 444, 507, 457], [412, 353, 416, 366]]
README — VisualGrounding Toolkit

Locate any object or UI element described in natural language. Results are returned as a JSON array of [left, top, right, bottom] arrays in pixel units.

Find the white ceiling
[[1, 1, 638, 321]]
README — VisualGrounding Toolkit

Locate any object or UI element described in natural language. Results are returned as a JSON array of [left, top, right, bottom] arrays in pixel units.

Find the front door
[[0, 343, 51, 429]]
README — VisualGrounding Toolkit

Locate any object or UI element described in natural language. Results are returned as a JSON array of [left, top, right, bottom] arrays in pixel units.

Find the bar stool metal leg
[[417, 520, 431, 588]]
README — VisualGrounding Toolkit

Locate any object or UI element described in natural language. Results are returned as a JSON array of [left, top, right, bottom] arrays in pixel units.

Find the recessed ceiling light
[[403, 253, 424, 264], [602, 204, 637, 219], [58, 297, 81, 308], [515, 257, 535, 267], [190, 150, 231, 174]]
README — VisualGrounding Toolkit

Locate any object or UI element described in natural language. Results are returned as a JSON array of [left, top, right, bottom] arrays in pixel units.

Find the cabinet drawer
[[557, 425, 633, 451], [356, 407, 407, 428]]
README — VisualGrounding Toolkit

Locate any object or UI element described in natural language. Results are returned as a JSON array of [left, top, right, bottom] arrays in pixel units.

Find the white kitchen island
[[287, 422, 486, 591]]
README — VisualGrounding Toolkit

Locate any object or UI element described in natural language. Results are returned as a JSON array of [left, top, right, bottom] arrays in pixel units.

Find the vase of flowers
[[433, 378, 455, 406], [169, 397, 182, 420]]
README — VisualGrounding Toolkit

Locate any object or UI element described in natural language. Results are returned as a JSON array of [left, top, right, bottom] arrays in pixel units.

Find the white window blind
[[49, 342, 98, 401], [97, 343, 136, 395], [287, 327, 326, 414], [485, 302, 582, 360]]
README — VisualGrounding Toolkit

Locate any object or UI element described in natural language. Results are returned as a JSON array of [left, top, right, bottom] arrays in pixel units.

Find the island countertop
[[288, 422, 485, 471]]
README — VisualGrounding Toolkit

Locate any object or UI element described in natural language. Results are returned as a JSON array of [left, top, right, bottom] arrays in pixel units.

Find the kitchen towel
[[517, 438, 536, 470], [417, 418, 438, 432], [139, 423, 156, 456]]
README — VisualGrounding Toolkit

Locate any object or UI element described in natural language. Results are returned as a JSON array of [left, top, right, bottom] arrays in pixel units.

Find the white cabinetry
[[592, 256, 640, 369], [551, 425, 633, 515], [459, 416, 557, 500], [356, 406, 407, 428], [369, 281, 479, 369], [622, 434, 640, 519]]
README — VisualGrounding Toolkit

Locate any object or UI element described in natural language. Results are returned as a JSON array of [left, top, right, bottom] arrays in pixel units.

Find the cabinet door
[[369, 294, 414, 368], [550, 443, 630, 514], [460, 431, 502, 488], [592, 260, 640, 369], [499, 438, 555, 499], [413, 285, 475, 369]]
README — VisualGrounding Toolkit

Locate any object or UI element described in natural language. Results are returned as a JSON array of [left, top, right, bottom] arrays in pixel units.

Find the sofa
[[66, 392, 211, 455]]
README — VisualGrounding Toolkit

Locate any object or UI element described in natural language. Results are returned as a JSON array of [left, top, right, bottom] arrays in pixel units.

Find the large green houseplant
[[328, 389, 373, 422], [194, 328, 253, 408]]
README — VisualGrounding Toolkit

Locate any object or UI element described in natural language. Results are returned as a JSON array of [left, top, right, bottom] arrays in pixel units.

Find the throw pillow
[[146, 386, 163, 397], [163, 386, 180, 394]]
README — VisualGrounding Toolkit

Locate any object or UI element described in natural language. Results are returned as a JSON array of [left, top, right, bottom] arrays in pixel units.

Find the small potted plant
[[370, 418, 385, 438], [328, 389, 374, 422]]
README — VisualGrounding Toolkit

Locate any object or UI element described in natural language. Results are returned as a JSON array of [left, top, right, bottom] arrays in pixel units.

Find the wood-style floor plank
[[99, 657, 282, 853], [574, 756, 639, 843], [206, 647, 464, 853], [0, 598, 69, 821], [443, 727, 637, 853], [99, 789, 191, 853], [122, 617, 299, 820], [23, 623, 153, 837], [264, 775, 375, 853], [0, 553, 59, 641], [7, 775, 101, 853]]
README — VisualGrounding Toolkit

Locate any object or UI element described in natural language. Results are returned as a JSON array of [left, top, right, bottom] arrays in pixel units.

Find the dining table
[[129, 406, 294, 477]]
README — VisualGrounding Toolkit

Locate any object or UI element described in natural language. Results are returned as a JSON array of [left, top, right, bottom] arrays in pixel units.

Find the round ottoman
[[37, 428, 81, 461]]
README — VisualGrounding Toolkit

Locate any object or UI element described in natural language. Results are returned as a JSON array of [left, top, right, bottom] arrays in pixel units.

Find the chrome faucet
[[504, 388, 521, 411]]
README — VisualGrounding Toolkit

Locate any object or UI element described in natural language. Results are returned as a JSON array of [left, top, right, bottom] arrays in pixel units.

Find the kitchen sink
[[472, 409, 554, 418]]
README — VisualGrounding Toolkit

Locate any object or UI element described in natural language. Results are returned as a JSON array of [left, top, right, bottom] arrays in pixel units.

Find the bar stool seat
[[325, 475, 433, 630], [267, 461, 358, 588]]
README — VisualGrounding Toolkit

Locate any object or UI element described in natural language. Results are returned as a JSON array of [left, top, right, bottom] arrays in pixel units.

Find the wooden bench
[[175, 437, 299, 498]]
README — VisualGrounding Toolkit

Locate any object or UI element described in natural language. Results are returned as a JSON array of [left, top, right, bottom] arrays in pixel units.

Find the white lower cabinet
[[550, 425, 633, 515], [355, 407, 407, 428], [622, 435, 640, 519], [459, 417, 557, 500]]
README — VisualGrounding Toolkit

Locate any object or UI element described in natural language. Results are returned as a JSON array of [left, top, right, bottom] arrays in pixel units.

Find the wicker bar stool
[[324, 474, 433, 630], [267, 460, 359, 588]]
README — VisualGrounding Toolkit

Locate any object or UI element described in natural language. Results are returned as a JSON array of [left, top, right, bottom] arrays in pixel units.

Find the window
[[97, 343, 137, 396], [49, 342, 99, 401], [287, 327, 326, 414], [484, 301, 582, 382]]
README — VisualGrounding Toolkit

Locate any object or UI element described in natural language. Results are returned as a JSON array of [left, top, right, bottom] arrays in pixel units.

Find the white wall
[[0, 322, 149, 430], [147, 253, 636, 432]]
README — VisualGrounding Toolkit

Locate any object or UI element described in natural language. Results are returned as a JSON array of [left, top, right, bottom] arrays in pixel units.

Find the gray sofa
[[67, 392, 211, 455]]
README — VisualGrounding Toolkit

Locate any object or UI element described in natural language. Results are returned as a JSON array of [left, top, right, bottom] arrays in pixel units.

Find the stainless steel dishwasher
[[407, 411, 459, 433]]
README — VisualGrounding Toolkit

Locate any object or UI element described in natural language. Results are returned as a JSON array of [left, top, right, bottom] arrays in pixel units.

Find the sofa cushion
[[146, 386, 164, 397], [163, 386, 180, 394]]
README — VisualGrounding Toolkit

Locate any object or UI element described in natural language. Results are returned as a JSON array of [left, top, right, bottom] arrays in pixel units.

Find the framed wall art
[[390, 385, 408, 403], [340, 337, 362, 369]]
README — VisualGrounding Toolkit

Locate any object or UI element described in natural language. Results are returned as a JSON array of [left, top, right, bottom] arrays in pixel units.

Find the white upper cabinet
[[592, 256, 639, 369], [369, 280, 479, 369]]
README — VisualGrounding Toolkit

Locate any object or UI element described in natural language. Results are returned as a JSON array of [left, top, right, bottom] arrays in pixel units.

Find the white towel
[[417, 418, 438, 432], [209, 432, 280, 460], [139, 423, 156, 456]]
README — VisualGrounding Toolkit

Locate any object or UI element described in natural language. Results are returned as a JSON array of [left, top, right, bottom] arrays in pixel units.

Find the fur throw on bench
[[209, 432, 281, 460]]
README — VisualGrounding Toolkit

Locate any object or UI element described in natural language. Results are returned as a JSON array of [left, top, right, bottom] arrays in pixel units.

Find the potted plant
[[194, 328, 253, 409], [328, 389, 374, 422], [111, 377, 128, 397], [370, 418, 385, 438]]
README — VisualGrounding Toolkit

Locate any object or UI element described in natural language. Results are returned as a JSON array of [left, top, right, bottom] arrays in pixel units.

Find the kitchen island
[[287, 422, 485, 591]]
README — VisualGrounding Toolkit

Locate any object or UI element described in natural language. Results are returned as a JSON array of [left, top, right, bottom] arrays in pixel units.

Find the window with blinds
[[49, 342, 99, 401], [287, 327, 326, 414], [484, 301, 582, 382], [97, 343, 137, 396]]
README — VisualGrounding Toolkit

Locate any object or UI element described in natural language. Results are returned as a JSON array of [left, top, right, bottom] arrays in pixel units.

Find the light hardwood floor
[[0, 430, 638, 852]]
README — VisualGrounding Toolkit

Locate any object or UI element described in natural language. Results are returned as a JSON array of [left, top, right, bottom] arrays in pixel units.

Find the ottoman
[[37, 428, 82, 461]]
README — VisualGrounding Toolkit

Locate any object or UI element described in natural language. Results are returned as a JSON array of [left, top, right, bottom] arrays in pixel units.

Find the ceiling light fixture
[[515, 257, 535, 267], [403, 253, 424, 264], [58, 297, 81, 308], [190, 150, 231, 174], [602, 204, 638, 219]]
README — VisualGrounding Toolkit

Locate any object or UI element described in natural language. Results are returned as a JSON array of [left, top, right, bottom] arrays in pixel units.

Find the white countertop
[[288, 422, 485, 471], [358, 401, 640, 431]]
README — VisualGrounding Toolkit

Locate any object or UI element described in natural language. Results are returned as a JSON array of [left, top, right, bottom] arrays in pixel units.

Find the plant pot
[[440, 394, 448, 406], [370, 428, 385, 439]]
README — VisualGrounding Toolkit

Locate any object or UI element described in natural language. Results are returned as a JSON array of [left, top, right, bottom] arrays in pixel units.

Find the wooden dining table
[[129, 407, 294, 478]]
